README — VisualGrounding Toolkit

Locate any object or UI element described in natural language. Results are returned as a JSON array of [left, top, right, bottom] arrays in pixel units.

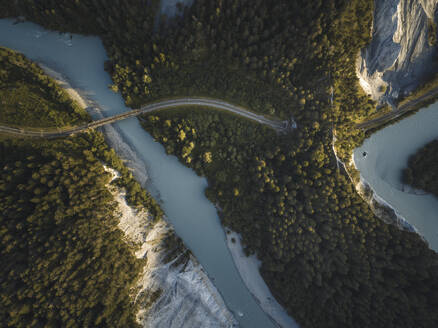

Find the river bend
[[0, 19, 276, 328], [354, 103, 438, 252]]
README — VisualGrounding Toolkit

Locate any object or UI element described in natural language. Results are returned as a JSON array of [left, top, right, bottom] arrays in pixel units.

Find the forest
[[0, 49, 162, 327], [403, 139, 438, 197], [0, 47, 88, 127], [1, 0, 438, 327]]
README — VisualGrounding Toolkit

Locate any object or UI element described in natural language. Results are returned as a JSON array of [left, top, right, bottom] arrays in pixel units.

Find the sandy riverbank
[[352, 101, 438, 251], [40, 57, 298, 327], [104, 166, 237, 327], [40, 64, 88, 109], [41, 62, 237, 327], [225, 230, 299, 328]]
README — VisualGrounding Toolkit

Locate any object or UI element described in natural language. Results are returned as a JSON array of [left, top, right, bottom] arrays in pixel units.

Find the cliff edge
[[357, 0, 438, 105]]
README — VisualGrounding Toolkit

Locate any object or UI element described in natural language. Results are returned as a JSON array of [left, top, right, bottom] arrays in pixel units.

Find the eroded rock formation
[[105, 167, 237, 328], [357, 0, 438, 105]]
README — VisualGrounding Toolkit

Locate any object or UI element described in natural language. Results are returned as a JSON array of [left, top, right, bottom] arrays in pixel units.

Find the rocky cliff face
[[43, 65, 237, 328], [105, 167, 237, 328], [357, 0, 438, 105], [100, 127, 237, 328]]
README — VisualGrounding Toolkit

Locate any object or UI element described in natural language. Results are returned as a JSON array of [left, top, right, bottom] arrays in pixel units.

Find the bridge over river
[[0, 98, 292, 138]]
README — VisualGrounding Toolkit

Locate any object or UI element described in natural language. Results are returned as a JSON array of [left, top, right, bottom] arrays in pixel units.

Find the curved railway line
[[0, 98, 293, 138]]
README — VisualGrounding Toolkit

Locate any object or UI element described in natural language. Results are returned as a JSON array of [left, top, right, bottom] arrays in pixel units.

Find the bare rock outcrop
[[357, 0, 438, 105], [105, 167, 238, 328]]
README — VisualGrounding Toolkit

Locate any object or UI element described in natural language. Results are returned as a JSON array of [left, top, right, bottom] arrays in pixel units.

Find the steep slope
[[357, 0, 438, 105], [106, 167, 237, 328], [0, 47, 237, 328], [47, 62, 238, 328]]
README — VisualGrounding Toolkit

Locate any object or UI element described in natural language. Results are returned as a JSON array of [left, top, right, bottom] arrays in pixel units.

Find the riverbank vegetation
[[403, 139, 438, 197], [0, 49, 163, 327], [1, 134, 142, 328], [3, 0, 438, 327], [142, 103, 438, 328], [0, 47, 88, 127]]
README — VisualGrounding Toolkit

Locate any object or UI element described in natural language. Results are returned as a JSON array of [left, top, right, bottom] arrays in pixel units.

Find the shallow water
[[0, 19, 276, 328], [354, 104, 438, 251]]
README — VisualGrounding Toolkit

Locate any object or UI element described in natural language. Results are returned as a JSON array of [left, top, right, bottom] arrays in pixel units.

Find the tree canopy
[[403, 139, 438, 197], [0, 49, 162, 327], [1, 0, 438, 327]]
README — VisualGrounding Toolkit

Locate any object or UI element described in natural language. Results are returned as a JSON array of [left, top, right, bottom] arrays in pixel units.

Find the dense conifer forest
[[403, 139, 438, 197], [0, 49, 162, 327], [0, 47, 88, 127], [1, 0, 438, 327]]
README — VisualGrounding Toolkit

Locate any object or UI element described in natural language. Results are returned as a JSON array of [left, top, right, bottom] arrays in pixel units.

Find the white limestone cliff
[[105, 166, 238, 328], [41, 63, 237, 328], [357, 0, 438, 105]]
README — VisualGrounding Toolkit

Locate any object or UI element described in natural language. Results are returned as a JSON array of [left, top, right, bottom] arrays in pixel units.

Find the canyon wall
[[105, 167, 238, 328], [43, 64, 237, 328], [357, 0, 438, 106]]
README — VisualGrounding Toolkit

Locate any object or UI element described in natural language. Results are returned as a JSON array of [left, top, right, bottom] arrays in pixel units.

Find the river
[[0, 19, 277, 328], [354, 103, 438, 252]]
